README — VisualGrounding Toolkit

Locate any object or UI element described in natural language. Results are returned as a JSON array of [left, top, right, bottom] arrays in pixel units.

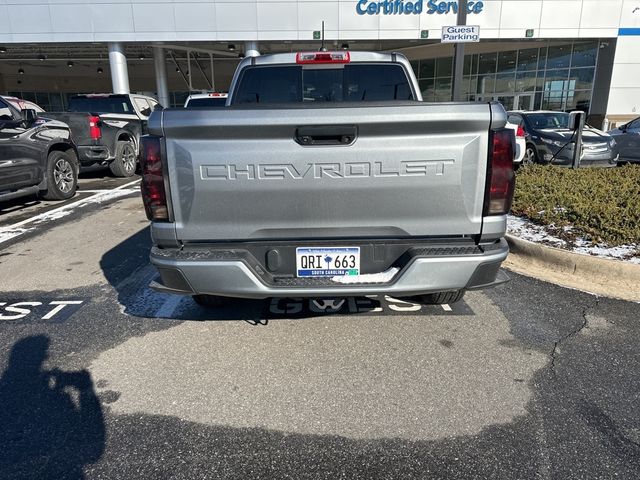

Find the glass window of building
[[497, 50, 517, 73], [545, 69, 569, 83], [476, 74, 496, 95], [419, 79, 435, 101], [546, 45, 572, 69], [478, 52, 497, 75], [413, 40, 598, 112], [538, 46, 548, 70], [463, 54, 477, 75], [571, 42, 598, 67], [434, 77, 452, 102], [565, 90, 592, 111], [435, 57, 453, 78], [496, 95, 515, 110], [515, 71, 537, 93], [463, 76, 478, 96], [570, 68, 595, 90], [419, 59, 435, 79], [495, 72, 516, 94], [517, 48, 539, 71]]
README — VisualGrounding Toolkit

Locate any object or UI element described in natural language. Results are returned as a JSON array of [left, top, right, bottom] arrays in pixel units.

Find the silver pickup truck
[[141, 51, 515, 307]]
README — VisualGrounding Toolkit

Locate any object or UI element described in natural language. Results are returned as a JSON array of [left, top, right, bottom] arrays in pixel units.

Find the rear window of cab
[[232, 64, 414, 104]]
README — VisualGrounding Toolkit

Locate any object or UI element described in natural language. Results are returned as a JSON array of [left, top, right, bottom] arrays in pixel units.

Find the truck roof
[[236, 50, 403, 68], [227, 50, 421, 103]]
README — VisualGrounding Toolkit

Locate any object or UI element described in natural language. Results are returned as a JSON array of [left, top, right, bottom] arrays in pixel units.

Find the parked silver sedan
[[508, 111, 619, 167]]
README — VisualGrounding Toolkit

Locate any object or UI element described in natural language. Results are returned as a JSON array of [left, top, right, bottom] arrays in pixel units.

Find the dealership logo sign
[[356, 0, 484, 15]]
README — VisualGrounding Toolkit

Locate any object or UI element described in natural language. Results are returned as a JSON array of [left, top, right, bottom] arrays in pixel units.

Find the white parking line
[[77, 189, 119, 193], [441, 304, 453, 312], [0, 179, 140, 246]]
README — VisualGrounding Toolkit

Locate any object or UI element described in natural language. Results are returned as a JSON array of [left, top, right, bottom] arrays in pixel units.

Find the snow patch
[[0, 228, 33, 244], [33, 209, 73, 224], [332, 267, 399, 284], [83, 188, 139, 205], [507, 215, 639, 264], [0, 184, 140, 246]]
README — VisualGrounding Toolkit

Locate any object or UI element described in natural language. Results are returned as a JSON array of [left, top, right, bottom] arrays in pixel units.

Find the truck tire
[[192, 295, 228, 308], [109, 140, 137, 177], [416, 290, 465, 305], [39, 150, 78, 200]]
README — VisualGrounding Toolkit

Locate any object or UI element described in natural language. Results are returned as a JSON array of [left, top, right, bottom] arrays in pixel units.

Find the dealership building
[[1, 0, 640, 127]]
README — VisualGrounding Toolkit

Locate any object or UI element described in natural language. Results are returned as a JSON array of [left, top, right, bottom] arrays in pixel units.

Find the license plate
[[296, 247, 360, 277]]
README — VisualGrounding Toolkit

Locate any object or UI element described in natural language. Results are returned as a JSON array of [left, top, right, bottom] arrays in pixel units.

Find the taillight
[[516, 125, 525, 138], [296, 51, 351, 64], [140, 136, 169, 221], [484, 129, 515, 216], [88, 115, 101, 140]]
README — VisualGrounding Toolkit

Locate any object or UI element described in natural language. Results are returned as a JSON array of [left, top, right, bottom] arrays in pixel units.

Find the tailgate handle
[[295, 125, 357, 146]]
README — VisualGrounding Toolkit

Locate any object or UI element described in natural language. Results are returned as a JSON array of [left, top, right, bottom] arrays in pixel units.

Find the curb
[[504, 234, 640, 303]]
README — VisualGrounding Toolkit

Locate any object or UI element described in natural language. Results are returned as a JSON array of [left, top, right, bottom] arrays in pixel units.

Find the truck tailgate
[[42, 112, 92, 145], [157, 102, 496, 243]]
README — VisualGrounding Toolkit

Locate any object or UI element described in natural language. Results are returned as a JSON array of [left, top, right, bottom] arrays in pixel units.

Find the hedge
[[510, 164, 640, 247]]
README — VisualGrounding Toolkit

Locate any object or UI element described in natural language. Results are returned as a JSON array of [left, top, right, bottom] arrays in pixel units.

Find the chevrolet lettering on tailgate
[[200, 160, 455, 180]]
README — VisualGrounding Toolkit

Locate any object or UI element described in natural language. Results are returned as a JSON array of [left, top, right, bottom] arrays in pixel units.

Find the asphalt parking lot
[[0, 182, 639, 479], [0, 167, 140, 238]]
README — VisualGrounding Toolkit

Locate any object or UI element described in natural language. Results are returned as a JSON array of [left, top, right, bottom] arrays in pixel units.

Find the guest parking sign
[[441, 25, 481, 42]]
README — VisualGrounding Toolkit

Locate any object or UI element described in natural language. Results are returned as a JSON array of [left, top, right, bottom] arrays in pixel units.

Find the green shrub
[[511, 164, 640, 247]]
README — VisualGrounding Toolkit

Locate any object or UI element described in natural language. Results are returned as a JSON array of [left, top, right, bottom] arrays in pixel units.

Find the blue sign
[[356, 0, 484, 15]]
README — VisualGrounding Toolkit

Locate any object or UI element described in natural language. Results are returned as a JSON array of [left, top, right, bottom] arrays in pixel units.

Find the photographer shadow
[[0, 336, 105, 480]]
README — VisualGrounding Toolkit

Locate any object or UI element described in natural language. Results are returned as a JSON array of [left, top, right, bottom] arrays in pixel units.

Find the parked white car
[[1, 95, 46, 113], [183, 92, 228, 108], [506, 120, 526, 166]]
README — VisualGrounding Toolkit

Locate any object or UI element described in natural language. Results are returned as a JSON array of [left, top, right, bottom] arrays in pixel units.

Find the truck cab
[[44, 93, 160, 177]]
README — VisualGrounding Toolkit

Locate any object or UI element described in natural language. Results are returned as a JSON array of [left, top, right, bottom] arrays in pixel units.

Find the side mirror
[[21, 108, 37, 125], [618, 124, 627, 132]]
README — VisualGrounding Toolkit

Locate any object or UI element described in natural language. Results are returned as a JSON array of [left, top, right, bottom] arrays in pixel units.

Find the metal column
[[108, 42, 130, 94], [451, 0, 468, 102], [570, 111, 586, 169], [244, 41, 259, 57], [153, 46, 170, 107]]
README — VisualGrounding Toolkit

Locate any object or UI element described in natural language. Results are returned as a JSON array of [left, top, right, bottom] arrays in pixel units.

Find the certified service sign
[[441, 25, 481, 42]]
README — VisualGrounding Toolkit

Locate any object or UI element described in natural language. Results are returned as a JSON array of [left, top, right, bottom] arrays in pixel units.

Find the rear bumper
[[150, 238, 510, 299], [77, 145, 112, 165]]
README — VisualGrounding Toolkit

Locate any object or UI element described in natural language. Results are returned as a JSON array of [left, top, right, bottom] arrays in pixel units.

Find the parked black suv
[[0, 96, 78, 203], [45, 94, 160, 177]]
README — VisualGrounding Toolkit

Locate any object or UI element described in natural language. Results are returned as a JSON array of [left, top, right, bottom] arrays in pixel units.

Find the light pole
[[451, 0, 468, 102]]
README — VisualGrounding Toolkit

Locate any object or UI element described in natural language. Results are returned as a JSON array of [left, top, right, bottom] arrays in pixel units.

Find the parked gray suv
[[608, 117, 640, 164]]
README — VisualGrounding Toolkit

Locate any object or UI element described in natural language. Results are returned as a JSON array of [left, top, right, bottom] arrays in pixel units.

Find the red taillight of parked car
[[516, 125, 525, 138], [88, 115, 101, 140], [140, 136, 169, 221], [484, 129, 516, 216]]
